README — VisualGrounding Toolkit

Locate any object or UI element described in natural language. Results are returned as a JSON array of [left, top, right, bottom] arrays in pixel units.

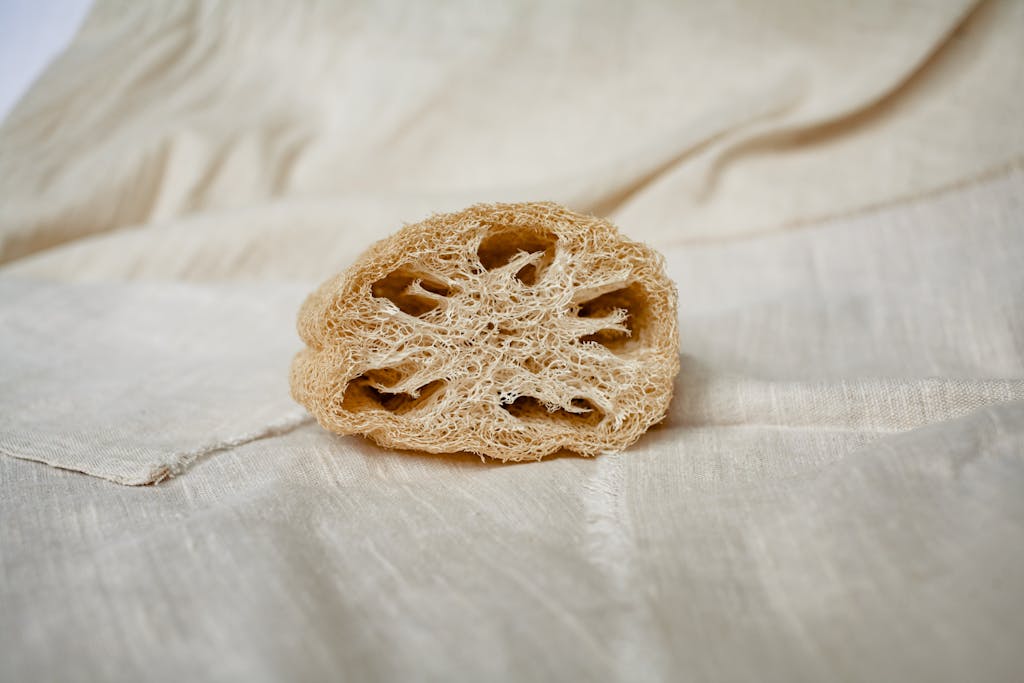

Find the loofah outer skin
[[291, 202, 680, 460]]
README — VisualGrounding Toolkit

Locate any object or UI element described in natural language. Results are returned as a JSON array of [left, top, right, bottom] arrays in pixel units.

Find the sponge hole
[[577, 283, 649, 351], [476, 225, 556, 285], [502, 395, 603, 426], [371, 268, 451, 317], [342, 376, 446, 414], [514, 263, 541, 286]]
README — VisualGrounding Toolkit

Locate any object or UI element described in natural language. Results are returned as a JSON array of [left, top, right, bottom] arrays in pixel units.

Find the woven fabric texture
[[1, 1, 1022, 681]]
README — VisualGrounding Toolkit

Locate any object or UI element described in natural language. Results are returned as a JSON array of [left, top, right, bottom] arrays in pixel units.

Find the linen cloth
[[0, 280, 308, 484], [1, 1, 1023, 681]]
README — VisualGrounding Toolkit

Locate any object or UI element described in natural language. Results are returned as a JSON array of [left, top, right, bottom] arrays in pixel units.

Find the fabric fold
[[0, 279, 310, 484], [1, 0, 1002, 261]]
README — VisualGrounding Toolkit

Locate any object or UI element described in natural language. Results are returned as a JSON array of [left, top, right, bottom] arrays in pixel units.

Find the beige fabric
[[0, 280, 308, 484], [1, 0, 1023, 681], [2, 400, 1022, 683], [4, 0, 1023, 266]]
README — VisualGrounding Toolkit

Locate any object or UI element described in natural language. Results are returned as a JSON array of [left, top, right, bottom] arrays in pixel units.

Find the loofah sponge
[[290, 202, 680, 460]]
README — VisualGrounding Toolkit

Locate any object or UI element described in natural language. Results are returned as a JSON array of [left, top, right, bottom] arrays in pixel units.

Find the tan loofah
[[291, 202, 680, 460]]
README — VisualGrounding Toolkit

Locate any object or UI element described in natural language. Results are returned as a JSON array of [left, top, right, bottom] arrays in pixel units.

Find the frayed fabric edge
[[0, 410, 314, 486], [147, 410, 314, 485]]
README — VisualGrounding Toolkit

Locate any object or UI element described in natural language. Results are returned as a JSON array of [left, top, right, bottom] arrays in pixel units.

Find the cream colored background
[[1, 1, 1022, 681]]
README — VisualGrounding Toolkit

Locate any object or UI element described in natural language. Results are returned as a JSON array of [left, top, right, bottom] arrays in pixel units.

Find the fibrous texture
[[291, 202, 680, 460]]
